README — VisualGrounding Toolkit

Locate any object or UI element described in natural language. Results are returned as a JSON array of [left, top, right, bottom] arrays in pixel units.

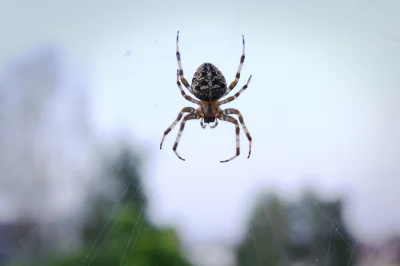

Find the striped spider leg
[[171, 112, 201, 161], [176, 31, 195, 95], [160, 107, 196, 150], [219, 75, 252, 105], [216, 113, 241, 163], [160, 107, 201, 161], [218, 108, 253, 162], [160, 71, 202, 161], [222, 34, 246, 97], [175, 69, 200, 105]]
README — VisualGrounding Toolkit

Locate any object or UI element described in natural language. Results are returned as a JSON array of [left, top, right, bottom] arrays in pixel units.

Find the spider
[[160, 31, 253, 163]]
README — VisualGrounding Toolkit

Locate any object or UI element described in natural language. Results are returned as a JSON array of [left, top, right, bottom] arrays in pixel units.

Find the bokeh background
[[1, 0, 399, 265]]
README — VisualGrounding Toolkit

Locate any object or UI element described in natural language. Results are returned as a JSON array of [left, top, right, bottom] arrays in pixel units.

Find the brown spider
[[160, 31, 253, 163]]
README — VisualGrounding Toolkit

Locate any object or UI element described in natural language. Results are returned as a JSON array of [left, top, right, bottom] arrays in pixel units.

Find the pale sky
[[1, 0, 400, 263]]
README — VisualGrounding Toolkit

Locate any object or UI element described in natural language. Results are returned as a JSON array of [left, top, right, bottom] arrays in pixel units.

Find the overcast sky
[[1, 0, 400, 262]]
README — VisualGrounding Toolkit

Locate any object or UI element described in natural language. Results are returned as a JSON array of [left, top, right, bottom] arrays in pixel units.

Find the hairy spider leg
[[173, 113, 200, 161], [176, 70, 200, 104], [218, 114, 240, 163], [224, 35, 246, 97], [176, 31, 194, 94], [160, 107, 196, 149], [219, 75, 252, 105], [222, 108, 252, 158]]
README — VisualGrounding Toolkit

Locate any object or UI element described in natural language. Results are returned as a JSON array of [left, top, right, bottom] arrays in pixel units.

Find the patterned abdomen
[[191, 63, 227, 102]]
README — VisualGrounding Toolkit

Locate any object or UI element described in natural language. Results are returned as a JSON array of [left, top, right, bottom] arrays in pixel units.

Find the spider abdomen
[[191, 63, 227, 102]]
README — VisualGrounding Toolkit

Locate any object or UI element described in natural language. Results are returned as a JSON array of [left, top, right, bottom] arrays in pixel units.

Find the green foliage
[[235, 191, 356, 266], [9, 146, 194, 266], [236, 194, 289, 266]]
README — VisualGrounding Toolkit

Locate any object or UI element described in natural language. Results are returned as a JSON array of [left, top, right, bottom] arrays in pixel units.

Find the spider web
[[2, 1, 400, 265], [1, 44, 397, 266], [1, 48, 397, 266], [229, 185, 360, 266], [0, 47, 361, 266]]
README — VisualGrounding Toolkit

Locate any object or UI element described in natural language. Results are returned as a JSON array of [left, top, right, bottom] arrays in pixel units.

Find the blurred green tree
[[10, 146, 195, 266], [235, 193, 289, 266], [293, 191, 356, 266], [234, 190, 356, 266]]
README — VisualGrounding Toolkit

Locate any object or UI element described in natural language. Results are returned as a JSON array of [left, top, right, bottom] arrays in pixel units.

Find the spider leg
[[176, 70, 200, 104], [160, 107, 196, 149], [173, 113, 200, 161], [219, 75, 252, 105], [200, 117, 207, 128], [218, 114, 240, 163], [222, 108, 252, 158], [224, 35, 246, 97], [176, 31, 194, 94]]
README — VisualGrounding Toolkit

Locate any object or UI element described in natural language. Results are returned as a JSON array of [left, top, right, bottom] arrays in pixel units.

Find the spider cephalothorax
[[160, 31, 253, 163]]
